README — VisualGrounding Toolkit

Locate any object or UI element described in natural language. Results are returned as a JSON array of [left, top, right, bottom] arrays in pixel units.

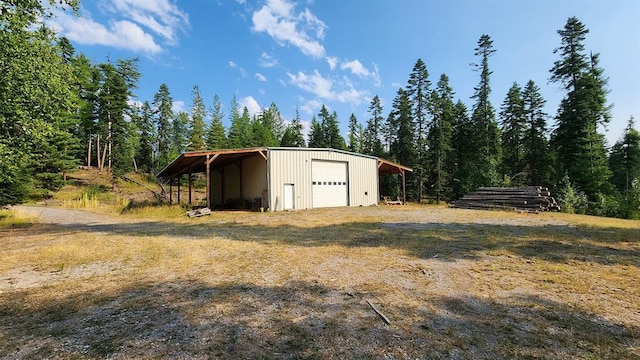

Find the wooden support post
[[206, 155, 211, 209], [188, 167, 193, 206], [401, 170, 406, 204], [169, 178, 173, 205], [177, 175, 181, 204]]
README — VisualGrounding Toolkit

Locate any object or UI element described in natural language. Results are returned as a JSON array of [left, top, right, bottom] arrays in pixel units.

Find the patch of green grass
[[120, 201, 187, 218], [0, 209, 33, 228]]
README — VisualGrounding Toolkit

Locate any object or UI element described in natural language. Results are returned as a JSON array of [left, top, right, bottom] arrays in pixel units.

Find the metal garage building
[[157, 147, 412, 211]]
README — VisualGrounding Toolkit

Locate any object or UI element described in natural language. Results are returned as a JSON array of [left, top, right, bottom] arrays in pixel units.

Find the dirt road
[[15, 205, 121, 226]]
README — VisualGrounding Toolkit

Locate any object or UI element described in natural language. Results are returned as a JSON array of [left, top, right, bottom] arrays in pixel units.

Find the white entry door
[[311, 160, 348, 208], [283, 184, 294, 210]]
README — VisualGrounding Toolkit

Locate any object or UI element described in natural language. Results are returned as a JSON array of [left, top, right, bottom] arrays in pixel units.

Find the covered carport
[[377, 158, 413, 204], [157, 148, 268, 209]]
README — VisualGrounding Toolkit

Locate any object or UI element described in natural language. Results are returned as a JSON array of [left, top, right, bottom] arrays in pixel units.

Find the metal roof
[[157, 147, 412, 178]]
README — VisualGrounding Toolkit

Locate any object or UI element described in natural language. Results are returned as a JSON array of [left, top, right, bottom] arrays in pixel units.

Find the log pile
[[451, 186, 560, 213]]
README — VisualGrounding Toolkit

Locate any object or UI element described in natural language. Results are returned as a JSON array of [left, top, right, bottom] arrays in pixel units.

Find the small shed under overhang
[[157, 147, 412, 209]]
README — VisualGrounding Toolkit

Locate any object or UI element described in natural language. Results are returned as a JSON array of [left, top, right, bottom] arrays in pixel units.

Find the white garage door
[[312, 160, 348, 208]]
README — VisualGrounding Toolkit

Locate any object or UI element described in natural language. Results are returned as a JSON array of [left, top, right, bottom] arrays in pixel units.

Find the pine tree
[[522, 80, 551, 186], [470, 34, 500, 188], [171, 111, 189, 156], [228, 97, 252, 148], [389, 88, 417, 201], [499, 82, 526, 185], [307, 116, 324, 148], [255, 102, 282, 146], [206, 94, 227, 149], [68, 52, 100, 165], [314, 105, 345, 149], [549, 17, 612, 202], [153, 83, 174, 169], [135, 101, 155, 172], [382, 108, 397, 156], [406, 59, 431, 200], [96, 60, 139, 177], [264, 103, 286, 143], [549, 17, 590, 92], [188, 85, 207, 151], [426, 74, 455, 202], [451, 100, 474, 198], [347, 113, 363, 153], [324, 110, 346, 150], [609, 117, 640, 195], [609, 117, 640, 219], [314, 105, 332, 148], [363, 95, 385, 156], [0, 2, 81, 202], [281, 110, 305, 147]]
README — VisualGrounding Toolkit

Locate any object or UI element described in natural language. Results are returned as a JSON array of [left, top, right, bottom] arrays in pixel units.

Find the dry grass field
[[1, 205, 639, 359]]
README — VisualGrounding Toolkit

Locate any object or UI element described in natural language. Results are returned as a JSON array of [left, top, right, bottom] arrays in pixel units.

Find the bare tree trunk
[[107, 120, 112, 173], [97, 135, 101, 171], [87, 135, 92, 169], [101, 143, 108, 173]]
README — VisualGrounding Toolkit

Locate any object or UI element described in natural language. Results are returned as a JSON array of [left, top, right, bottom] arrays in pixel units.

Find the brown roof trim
[[157, 147, 268, 178], [377, 158, 413, 175]]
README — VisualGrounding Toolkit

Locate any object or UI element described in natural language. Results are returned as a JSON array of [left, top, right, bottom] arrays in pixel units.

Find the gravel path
[[14, 206, 122, 227]]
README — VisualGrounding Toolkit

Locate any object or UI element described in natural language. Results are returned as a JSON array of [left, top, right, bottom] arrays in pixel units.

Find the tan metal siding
[[268, 149, 378, 210], [242, 155, 267, 200]]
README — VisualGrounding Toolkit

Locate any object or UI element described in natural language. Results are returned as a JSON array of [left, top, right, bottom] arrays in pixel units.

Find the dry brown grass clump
[[1, 205, 639, 359]]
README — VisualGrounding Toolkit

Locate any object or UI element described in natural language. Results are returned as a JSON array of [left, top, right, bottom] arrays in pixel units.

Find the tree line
[[1, 2, 639, 218]]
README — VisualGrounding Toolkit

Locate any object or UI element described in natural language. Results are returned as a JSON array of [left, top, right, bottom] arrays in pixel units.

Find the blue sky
[[50, 0, 640, 146]]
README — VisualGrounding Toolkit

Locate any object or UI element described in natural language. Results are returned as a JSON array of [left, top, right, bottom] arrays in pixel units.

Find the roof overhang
[[157, 147, 268, 179], [377, 158, 413, 175], [157, 147, 413, 179]]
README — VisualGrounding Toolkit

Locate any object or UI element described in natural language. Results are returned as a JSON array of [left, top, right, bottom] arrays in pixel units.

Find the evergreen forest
[[2, 1, 639, 218]]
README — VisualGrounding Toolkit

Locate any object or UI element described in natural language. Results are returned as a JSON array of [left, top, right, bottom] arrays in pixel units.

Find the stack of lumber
[[451, 186, 560, 213]]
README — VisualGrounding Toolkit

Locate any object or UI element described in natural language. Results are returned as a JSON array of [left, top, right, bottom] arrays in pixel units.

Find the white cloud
[[251, 0, 327, 58], [106, 0, 189, 45], [341, 60, 369, 77], [255, 73, 268, 82], [228, 61, 247, 78], [287, 70, 367, 105], [340, 60, 381, 86], [239, 96, 261, 118], [50, 12, 163, 54], [288, 70, 333, 99], [49, 0, 188, 55], [299, 98, 322, 115], [326, 56, 338, 70], [259, 52, 279, 68]]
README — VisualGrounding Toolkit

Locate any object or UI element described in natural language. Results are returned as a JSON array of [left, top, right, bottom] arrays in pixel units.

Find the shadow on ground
[[1, 279, 638, 359], [29, 217, 640, 267]]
